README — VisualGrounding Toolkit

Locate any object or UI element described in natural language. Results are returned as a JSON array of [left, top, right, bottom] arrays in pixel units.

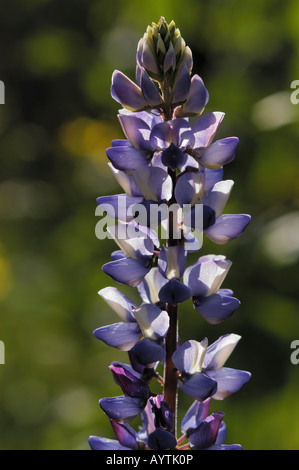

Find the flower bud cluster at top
[[89, 17, 251, 451]]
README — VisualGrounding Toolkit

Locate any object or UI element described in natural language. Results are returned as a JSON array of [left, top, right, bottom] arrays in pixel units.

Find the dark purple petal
[[140, 68, 162, 106], [178, 75, 209, 116], [110, 420, 139, 450], [118, 113, 153, 151], [88, 436, 130, 450], [99, 396, 147, 422], [93, 322, 140, 351], [204, 214, 251, 244], [161, 143, 187, 170], [181, 398, 211, 434], [106, 145, 150, 172], [111, 139, 131, 147], [130, 338, 166, 366], [109, 362, 150, 399], [102, 257, 151, 287], [98, 286, 137, 322], [191, 112, 225, 150], [188, 412, 224, 449], [158, 278, 191, 304], [148, 428, 177, 450], [206, 367, 251, 400], [150, 395, 175, 433], [111, 70, 149, 111], [172, 63, 191, 104], [193, 292, 240, 325], [181, 372, 218, 400], [199, 137, 239, 170], [97, 194, 144, 221]]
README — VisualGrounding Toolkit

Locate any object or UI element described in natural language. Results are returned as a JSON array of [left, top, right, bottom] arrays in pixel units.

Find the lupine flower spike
[[90, 17, 251, 451]]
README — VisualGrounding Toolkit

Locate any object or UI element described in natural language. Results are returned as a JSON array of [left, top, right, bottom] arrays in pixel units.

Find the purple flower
[[183, 255, 240, 324], [94, 286, 169, 351], [172, 334, 251, 400]]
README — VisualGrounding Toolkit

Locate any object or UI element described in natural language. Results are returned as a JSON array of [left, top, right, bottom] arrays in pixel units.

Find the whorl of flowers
[[90, 17, 251, 451]]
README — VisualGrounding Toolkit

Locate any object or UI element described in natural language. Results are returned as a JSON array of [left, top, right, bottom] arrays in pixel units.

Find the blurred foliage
[[0, 0, 299, 450]]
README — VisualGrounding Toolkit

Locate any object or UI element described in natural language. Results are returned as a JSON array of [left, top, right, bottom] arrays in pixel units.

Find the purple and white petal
[[108, 163, 143, 197], [111, 70, 149, 111], [132, 303, 169, 340], [99, 395, 147, 422], [203, 333, 241, 371], [107, 226, 155, 259], [192, 112, 225, 150], [137, 268, 168, 304], [203, 180, 234, 219], [158, 245, 187, 280], [193, 292, 240, 325], [204, 167, 223, 192], [175, 169, 205, 206], [183, 255, 232, 298], [93, 322, 140, 351], [131, 166, 173, 202], [98, 286, 136, 322], [204, 214, 251, 245], [172, 339, 208, 375], [206, 367, 251, 400], [199, 137, 239, 170]]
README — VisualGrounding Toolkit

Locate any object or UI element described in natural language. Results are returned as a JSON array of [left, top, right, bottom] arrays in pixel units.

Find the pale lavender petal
[[179, 75, 209, 116], [102, 257, 151, 287], [118, 113, 153, 152], [97, 194, 144, 221], [199, 137, 239, 170], [111, 70, 148, 111], [193, 292, 240, 325], [93, 322, 140, 351], [175, 169, 205, 206], [108, 163, 143, 197], [88, 436, 130, 450], [137, 268, 168, 305], [158, 245, 187, 279], [204, 214, 251, 244], [192, 112, 225, 150], [106, 145, 150, 172], [131, 166, 173, 202], [172, 339, 208, 375], [204, 167, 223, 191], [203, 333, 241, 371], [207, 368, 251, 400]]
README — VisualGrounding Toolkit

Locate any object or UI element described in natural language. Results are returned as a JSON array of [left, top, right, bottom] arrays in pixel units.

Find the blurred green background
[[0, 0, 299, 450]]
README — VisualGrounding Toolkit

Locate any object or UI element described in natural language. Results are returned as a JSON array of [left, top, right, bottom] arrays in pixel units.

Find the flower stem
[[163, 167, 179, 437]]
